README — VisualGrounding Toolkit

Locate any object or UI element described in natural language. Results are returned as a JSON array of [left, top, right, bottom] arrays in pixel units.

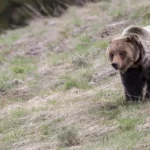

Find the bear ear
[[126, 35, 134, 42], [126, 35, 141, 45]]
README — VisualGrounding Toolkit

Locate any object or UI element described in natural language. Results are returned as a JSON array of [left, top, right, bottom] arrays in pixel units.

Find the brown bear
[[106, 26, 150, 101]]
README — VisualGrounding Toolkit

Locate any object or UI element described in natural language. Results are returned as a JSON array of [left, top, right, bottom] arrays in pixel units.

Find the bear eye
[[119, 52, 126, 57], [110, 53, 114, 59]]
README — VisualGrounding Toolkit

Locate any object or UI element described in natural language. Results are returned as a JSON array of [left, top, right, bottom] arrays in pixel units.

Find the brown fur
[[106, 26, 150, 101], [106, 36, 140, 72]]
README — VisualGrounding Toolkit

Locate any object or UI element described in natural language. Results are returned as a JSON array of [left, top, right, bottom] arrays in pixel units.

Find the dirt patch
[[138, 117, 150, 131], [9, 85, 31, 101], [97, 21, 130, 39], [90, 68, 117, 86], [134, 139, 150, 150]]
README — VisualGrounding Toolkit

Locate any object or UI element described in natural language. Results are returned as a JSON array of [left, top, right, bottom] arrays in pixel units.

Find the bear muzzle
[[111, 62, 119, 70]]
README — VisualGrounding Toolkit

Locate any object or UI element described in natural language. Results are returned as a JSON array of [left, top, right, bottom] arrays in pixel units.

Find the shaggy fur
[[106, 26, 150, 101]]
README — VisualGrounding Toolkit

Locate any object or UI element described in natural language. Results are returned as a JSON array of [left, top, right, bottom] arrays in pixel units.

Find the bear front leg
[[145, 80, 150, 99], [120, 68, 145, 101]]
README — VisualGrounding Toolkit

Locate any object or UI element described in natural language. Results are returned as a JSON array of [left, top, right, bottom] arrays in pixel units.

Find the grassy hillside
[[0, 0, 150, 149], [0, 0, 96, 31]]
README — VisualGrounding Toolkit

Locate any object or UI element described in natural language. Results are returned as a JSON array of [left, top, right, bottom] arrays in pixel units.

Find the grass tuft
[[72, 55, 89, 67], [39, 124, 54, 137], [75, 35, 93, 55], [57, 126, 81, 147], [12, 66, 25, 74], [89, 104, 120, 120], [10, 56, 37, 75], [47, 52, 70, 66], [10, 107, 29, 118], [64, 77, 90, 90], [118, 117, 142, 131], [0, 118, 20, 134]]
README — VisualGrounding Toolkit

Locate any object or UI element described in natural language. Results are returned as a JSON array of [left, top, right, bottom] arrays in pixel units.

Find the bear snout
[[111, 62, 119, 70]]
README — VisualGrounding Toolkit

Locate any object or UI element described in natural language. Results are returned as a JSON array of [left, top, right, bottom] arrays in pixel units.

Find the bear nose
[[111, 63, 119, 70]]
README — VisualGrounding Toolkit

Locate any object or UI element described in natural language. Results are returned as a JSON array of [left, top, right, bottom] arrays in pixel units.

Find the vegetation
[[0, 0, 98, 31]]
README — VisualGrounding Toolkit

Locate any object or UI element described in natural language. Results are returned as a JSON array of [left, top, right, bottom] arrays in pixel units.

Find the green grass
[[143, 12, 150, 20], [131, 3, 150, 19], [31, 106, 49, 112], [89, 103, 120, 120], [10, 107, 29, 118], [140, 16, 150, 26], [39, 124, 55, 137], [60, 26, 70, 39], [72, 55, 89, 67], [0, 118, 21, 134], [1, 127, 36, 149], [117, 117, 142, 131], [0, 35, 17, 45], [0, 72, 12, 89], [70, 7, 82, 26], [0, 32, 20, 45], [0, 55, 37, 90], [75, 35, 93, 55], [0, 56, 38, 104], [88, 130, 146, 150], [38, 120, 65, 140], [10, 56, 37, 75], [12, 66, 25, 74], [0, 48, 12, 64], [108, 3, 128, 18], [87, 92, 148, 149], [0, 54, 6, 63], [2, 129, 26, 143], [89, 91, 147, 129], [94, 39, 109, 50], [64, 77, 91, 90], [57, 126, 80, 147], [131, 2, 150, 26], [47, 52, 70, 66], [72, 16, 82, 26], [92, 91, 124, 103]]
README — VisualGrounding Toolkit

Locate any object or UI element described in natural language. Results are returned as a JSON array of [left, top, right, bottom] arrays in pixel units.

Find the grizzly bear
[[106, 26, 150, 101]]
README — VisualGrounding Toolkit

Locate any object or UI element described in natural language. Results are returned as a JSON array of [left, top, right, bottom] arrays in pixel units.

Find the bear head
[[106, 35, 143, 73]]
